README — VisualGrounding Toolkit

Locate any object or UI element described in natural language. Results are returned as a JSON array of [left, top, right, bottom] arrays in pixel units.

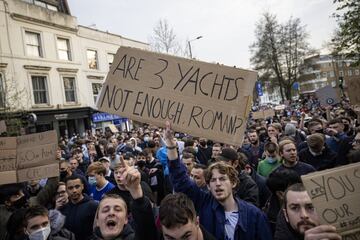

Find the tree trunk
[[277, 79, 285, 101], [285, 85, 292, 100]]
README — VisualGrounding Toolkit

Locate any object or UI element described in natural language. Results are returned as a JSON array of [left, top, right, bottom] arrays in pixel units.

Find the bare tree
[[250, 13, 310, 101], [0, 73, 30, 136], [149, 19, 184, 56]]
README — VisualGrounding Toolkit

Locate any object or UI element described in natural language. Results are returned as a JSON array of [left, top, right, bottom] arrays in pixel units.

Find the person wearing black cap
[[216, 147, 260, 207]]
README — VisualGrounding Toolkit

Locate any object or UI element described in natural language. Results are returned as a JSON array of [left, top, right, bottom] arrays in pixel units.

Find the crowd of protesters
[[1, 95, 359, 240]]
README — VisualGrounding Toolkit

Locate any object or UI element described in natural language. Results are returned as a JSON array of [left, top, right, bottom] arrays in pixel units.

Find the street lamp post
[[188, 36, 203, 59]]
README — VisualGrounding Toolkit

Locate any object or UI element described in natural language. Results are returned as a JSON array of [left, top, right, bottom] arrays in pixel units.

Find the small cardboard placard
[[347, 78, 360, 105], [316, 85, 340, 106], [108, 124, 119, 133], [96, 47, 257, 146], [0, 130, 59, 184], [263, 109, 275, 119], [252, 109, 275, 120], [17, 163, 59, 183], [301, 162, 360, 238]]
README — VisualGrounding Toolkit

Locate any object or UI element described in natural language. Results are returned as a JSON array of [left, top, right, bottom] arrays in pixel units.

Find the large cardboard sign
[[0, 130, 58, 184], [316, 85, 340, 106], [302, 162, 360, 238], [347, 78, 360, 105], [96, 47, 257, 145]]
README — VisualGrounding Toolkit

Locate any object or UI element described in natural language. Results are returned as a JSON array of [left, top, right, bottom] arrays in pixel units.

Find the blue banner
[[92, 112, 124, 123], [293, 82, 300, 90], [256, 81, 263, 96]]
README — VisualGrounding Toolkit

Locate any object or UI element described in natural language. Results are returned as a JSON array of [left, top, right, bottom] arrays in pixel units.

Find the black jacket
[[249, 168, 271, 209], [298, 146, 336, 170], [60, 194, 98, 240], [236, 170, 260, 206], [274, 210, 303, 240]]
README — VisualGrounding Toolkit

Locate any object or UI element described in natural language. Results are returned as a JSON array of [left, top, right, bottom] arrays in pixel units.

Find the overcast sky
[[67, 0, 338, 69]]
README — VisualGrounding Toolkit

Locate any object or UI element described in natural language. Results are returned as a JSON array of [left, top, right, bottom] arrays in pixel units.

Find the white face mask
[[28, 225, 51, 240]]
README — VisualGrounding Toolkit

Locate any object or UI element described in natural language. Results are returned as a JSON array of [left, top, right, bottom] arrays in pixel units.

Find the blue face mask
[[88, 176, 97, 185], [266, 157, 277, 164]]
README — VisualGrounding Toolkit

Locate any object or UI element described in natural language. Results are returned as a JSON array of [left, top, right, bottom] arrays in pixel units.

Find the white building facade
[[0, 0, 148, 136]]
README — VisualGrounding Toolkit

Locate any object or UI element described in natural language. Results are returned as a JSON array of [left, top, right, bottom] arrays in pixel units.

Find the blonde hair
[[87, 162, 106, 176], [279, 139, 295, 153]]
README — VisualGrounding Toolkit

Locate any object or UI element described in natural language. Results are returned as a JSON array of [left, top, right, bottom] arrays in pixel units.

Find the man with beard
[[209, 143, 222, 163], [242, 128, 264, 169], [275, 183, 341, 240], [272, 140, 315, 177], [60, 175, 98, 240], [196, 138, 212, 165]]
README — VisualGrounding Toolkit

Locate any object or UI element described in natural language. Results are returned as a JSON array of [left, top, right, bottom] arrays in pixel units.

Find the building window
[[355, 69, 360, 76], [23, 0, 58, 11], [87, 50, 98, 69], [315, 73, 320, 79], [108, 53, 115, 69], [31, 75, 48, 104], [92, 83, 102, 103], [329, 71, 335, 78], [34, 0, 46, 7], [63, 77, 76, 102], [322, 72, 327, 78], [46, 4, 58, 11], [338, 61, 343, 67], [348, 70, 352, 76], [25, 31, 42, 57], [339, 71, 344, 77], [57, 38, 71, 61], [0, 73, 5, 108]]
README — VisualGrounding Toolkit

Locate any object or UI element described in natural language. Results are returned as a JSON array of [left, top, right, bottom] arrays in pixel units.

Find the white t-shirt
[[224, 211, 238, 240]]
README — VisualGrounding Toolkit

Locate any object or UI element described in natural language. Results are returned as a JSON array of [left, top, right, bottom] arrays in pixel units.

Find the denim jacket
[[169, 159, 273, 240]]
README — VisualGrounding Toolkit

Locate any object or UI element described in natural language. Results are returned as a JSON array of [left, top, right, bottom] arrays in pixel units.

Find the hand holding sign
[[301, 162, 360, 239], [119, 155, 143, 199], [304, 225, 341, 240]]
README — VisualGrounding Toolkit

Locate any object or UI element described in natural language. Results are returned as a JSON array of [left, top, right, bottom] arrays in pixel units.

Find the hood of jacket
[[49, 209, 66, 235], [92, 224, 135, 240]]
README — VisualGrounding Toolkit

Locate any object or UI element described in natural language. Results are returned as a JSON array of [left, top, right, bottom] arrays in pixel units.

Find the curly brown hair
[[205, 161, 239, 188]]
